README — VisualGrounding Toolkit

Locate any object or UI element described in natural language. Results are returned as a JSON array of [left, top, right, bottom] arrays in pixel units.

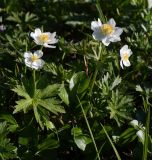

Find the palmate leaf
[[0, 139, 17, 160], [12, 83, 65, 129], [107, 90, 133, 126]]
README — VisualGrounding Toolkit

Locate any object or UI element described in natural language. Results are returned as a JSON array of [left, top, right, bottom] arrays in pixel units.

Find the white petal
[[123, 59, 131, 67], [92, 31, 105, 41], [35, 28, 42, 35], [120, 45, 129, 54], [128, 49, 133, 56], [32, 59, 45, 70], [30, 28, 42, 39], [24, 52, 32, 58], [98, 18, 102, 26], [108, 18, 116, 27], [44, 43, 56, 48], [91, 20, 101, 30], [30, 32, 35, 39], [114, 27, 123, 36], [34, 38, 43, 45], [49, 32, 56, 38], [102, 37, 110, 46], [25, 58, 32, 68], [120, 59, 124, 69], [34, 50, 43, 58], [109, 35, 121, 42], [47, 37, 58, 44]]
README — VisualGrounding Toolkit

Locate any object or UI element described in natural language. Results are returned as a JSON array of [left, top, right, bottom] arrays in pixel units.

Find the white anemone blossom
[[120, 45, 132, 69], [91, 18, 123, 46], [30, 28, 58, 48], [24, 50, 45, 70]]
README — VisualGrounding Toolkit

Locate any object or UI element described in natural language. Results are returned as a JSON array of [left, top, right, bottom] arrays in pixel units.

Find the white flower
[[24, 50, 45, 70], [136, 130, 145, 143], [120, 45, 132, 69], [30, 28, 58, 48], [91, 18, 123, 46]]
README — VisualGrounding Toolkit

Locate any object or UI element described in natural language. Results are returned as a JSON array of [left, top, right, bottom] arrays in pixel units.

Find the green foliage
[[71, 127, 91, 151], [0, 0, 152, 159], [0, 122, 17, 159]]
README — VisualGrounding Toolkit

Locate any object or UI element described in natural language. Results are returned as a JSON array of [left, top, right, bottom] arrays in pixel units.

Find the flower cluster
[[24, 28, 58, 70], [91, 18, 132, 69], [24, 18, 132, 70]]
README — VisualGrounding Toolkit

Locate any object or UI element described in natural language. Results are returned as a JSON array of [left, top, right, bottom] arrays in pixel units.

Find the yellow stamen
[[101, 24, 113, 35], [122, 53, 129, 61], [39, 34, 49, 42], [31, 55, 39, 62]]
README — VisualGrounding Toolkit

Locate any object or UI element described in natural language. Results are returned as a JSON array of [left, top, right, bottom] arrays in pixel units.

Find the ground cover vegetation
[[0, 0, 152, 159]]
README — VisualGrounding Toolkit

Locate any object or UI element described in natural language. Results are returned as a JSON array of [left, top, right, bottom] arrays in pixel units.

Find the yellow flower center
[[122, 53, 129, 61], [39, 34, 49, 42], [101, 24, 113, 35], [31, 55, 39, 62]]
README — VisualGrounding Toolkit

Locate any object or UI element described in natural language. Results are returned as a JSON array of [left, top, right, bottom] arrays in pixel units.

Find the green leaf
[[12, 85, 30, 99], [0, 122, 17, 159], [59, 84, 69, 105], [69, 71, 89, 94], [107, 90, 133, 126], [136, 85, 143, 92], [45, 121, 55, 130], [110, 76, 121, 90], [37, 133, 59, 153], [25, 12, 38, 22], [0, 114, 18, 132], [119, 128, 137, 144], [38, 84, 60, 99], [71, 127, 91, 151], [13, 98, 32, 114], [33, 105, 43, 129], [18, 137, 29, 146], [38, 99, 65, 114]]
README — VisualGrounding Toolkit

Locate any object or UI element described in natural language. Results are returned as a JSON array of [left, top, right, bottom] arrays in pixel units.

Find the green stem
[[100, 123, 121, 160], [0, 153, 4, 160], [40, 45, 44, 51], [89, 62, 100, 96], [77, 95, 101, 160], [96, 0, 106, 23], [142, 101, 150, 160], [33, 69, 36, 96]]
